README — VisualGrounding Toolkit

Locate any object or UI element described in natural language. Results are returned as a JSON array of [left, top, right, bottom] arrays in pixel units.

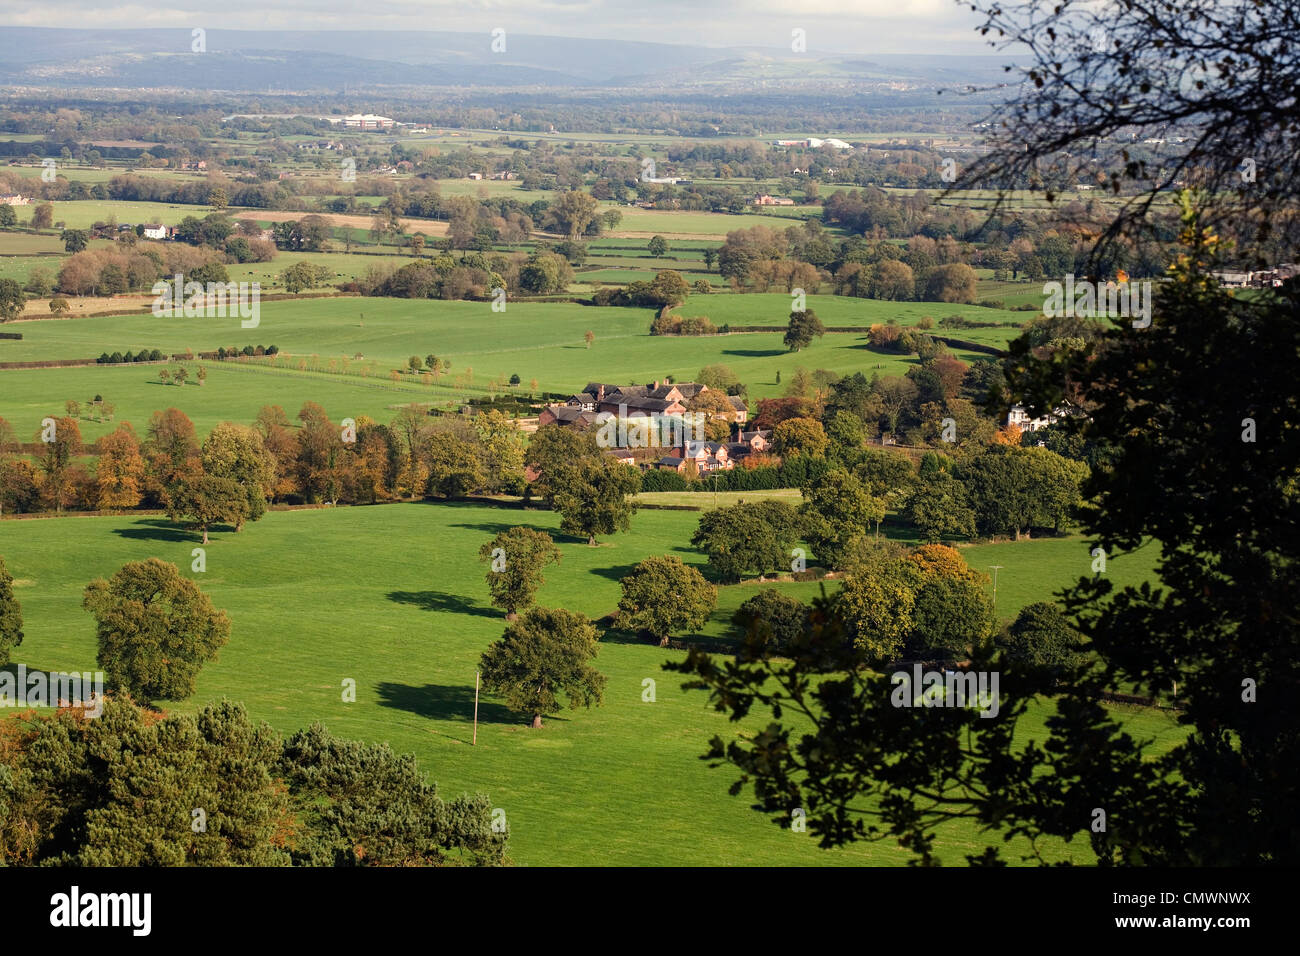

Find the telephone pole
[[989, 565, 1004, 614]]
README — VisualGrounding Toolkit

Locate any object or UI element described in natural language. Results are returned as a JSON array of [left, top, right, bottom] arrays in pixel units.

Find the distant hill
[[0, 27, 1011, 92]]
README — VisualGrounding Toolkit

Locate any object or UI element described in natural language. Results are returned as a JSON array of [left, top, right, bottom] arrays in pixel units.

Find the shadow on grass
[[448, 520, 541, 537], [721, 347, 785, 358], [586, 563, 641, 584], [386, 590, 498, 618], [375, 681, 515, 725], [111, 519, 201, 544]]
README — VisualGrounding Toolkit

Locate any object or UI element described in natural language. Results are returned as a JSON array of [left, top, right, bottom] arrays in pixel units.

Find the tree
[[166, 473, 248, 544], [519, 251, 571, 294], [145, 407, 199, 492], [202, 422, 274, 529], [31, 203, 53, 230], [95, 423, 146, 511], [524, 424, 601, 504], [550, 457, 640, 545], [702, 248, 717, 272], [697, 364, 740, 394], [48, 296, 70, 316], [479, 606, 605, 728], [783, 308, 826, 352], [208, 186, 228, 211], [998, 601, 1086, 675], [0, 555, 23, 667], [732, 589, 808, 655], [835, 556, 920, 659], [772, 417, 828, 459], [923, 263, 978, 303], [83, 558, 231, 703], [902, 471, 976, 543], [0, 279, 24, 322], [0, 205, 15, 228], [647, 235, 668, 257], [0, 697, 506, 866], [691, 500, 801, 583], [800, 469, 885, 568], [479, 527, 561, 619], [60, 229, 89, 253], [33, 415, 81, 512], [615, 555, 717, 646], [281, 261, 325, 294], [870, 259, 915, 300], [961, 445, 1086, 539], [547, 190, 599, 238], [425, 433, 485, 498], [908, 570, 996, 659]]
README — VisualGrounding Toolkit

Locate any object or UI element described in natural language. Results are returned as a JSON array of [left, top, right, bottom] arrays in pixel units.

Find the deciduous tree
[[479, 606, 605, 728], [83, 558, 231, 703]]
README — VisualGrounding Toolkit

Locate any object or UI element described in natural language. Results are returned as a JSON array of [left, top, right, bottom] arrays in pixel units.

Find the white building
[[1007, 404, 1066, 433], [333, 114, 395, 130], [141, 223, 168, 240]]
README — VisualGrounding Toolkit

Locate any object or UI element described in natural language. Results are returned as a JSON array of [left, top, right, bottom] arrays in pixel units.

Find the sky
[[0, 0, 996, 55]]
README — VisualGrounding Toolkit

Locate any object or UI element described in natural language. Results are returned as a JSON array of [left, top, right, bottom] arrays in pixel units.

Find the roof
[[542, 405, 598, 426], [658, 456, 684, 467]]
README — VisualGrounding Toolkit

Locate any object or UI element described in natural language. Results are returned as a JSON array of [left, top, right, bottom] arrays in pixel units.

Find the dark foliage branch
[[960, 0, 1300, 268]]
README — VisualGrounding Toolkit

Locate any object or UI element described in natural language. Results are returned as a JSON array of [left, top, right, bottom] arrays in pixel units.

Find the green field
[[610, 208, 819, 235], [0, 294, 1024, 439], [0, 362, 451, 442], [0, 501, 1180, 866]]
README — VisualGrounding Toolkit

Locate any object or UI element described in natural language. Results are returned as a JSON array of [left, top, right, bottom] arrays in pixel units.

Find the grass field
[[608, 208, 820, 237], [0, 294, 1025, 439], [0, 501, 1181, 866], [37, 201, 213, 230]]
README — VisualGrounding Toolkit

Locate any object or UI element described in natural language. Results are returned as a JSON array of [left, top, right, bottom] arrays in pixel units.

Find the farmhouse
[[0, 194, 31, 205], [141, 223, 169, 240], [752, 194, 795, 206], [559, 381, 747, 423]]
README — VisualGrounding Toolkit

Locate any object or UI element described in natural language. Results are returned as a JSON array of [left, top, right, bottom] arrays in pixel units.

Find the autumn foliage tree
[[94, 423, 146, 511]]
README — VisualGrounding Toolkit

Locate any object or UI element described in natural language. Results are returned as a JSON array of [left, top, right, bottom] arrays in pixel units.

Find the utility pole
[[472, 670, 480, 746], [989, 565, 1004, 614]]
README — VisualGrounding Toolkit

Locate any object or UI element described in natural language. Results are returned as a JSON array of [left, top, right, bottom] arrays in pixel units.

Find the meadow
[[0, 295, 1025, 440], [0, 501, 1179, 866]]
